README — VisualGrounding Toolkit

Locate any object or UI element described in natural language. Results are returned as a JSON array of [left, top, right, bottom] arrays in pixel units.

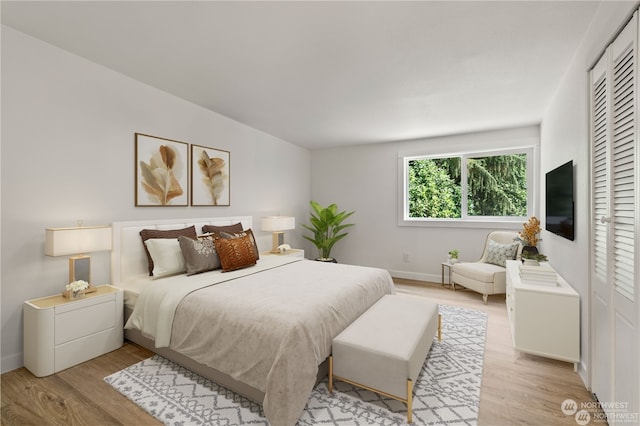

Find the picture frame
[[135, 133, 189, 206], [191, 144, 230, 206]]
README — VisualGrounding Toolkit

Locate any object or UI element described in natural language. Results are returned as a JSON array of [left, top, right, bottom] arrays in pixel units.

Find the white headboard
[[111, 216, 253, 284]]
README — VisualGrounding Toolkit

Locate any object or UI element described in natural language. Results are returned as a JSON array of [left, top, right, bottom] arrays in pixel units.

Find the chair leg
[[482, 293, 488, 304]]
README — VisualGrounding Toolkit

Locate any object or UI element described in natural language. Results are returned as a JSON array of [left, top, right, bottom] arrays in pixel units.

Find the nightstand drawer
[[55, 299, 116, 345], [55, 327, 120, 372]]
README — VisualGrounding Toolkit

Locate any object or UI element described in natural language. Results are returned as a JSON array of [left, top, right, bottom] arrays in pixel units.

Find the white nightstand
[[23, 285, 123, 377], [261, 248, 305, 259]]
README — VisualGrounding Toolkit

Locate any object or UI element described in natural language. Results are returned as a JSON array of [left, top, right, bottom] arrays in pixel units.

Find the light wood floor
[[1, 279, 596, 425]]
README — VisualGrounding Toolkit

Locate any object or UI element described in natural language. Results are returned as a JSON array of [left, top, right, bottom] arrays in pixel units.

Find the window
[[400, 148, 533, 225]]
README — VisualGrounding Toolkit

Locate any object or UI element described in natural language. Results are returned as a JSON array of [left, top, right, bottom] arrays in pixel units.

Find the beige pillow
[[144, 238, 186, 278]]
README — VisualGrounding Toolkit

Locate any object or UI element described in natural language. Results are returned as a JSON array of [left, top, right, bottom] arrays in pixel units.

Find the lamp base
[[68, 255, 97, 293], [271, 232, 284, 253]]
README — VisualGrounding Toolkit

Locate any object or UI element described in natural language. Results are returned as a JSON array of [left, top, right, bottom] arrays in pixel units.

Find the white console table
[[505, 260, 580, 371]]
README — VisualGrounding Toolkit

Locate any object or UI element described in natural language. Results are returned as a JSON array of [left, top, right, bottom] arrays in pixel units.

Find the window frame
[[398, 146, 537, 229]]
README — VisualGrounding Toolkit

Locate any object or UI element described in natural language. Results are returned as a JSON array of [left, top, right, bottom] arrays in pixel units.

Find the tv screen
[[545, 160, 574, 241]]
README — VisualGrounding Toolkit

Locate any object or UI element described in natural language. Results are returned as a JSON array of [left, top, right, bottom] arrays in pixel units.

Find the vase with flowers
[[518, 216, 542, 258], [65, 280, 89, 300]]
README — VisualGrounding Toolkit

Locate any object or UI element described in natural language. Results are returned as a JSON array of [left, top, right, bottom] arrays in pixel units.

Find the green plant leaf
[[303, 200, 355, 259]]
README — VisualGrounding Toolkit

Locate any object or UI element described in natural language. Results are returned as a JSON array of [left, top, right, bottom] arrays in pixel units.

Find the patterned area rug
[[105, 304, 487, 425]]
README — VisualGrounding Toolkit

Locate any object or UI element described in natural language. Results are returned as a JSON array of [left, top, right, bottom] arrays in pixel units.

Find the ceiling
[[2, 1, 601, 150]]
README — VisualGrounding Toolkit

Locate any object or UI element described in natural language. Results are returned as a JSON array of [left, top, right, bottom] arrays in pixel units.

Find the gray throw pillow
[[178, 235, 221, 275]]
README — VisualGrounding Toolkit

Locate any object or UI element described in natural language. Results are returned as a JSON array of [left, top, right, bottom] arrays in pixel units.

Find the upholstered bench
[[329, 294, 442, 423]]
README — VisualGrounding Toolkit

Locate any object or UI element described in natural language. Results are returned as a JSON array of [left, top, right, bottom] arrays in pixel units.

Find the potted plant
[[302, 201, 355, 262], [518, 216, 542, 257], [448, 249, 459, 264]]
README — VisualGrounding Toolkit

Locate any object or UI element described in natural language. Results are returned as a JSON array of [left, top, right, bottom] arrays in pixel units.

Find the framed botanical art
[[191, 144, 230, 206], [135, 133, 189, 206]]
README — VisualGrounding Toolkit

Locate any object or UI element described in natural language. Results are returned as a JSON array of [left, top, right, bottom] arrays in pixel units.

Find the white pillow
[[144, 238, 186, 278], [485, 240, 519, 267]]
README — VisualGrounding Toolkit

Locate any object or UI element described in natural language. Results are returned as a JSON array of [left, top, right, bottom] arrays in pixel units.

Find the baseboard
[[578, 361, 590, 390], [388, 269, 441, 284], [1, 352, 23, 374]]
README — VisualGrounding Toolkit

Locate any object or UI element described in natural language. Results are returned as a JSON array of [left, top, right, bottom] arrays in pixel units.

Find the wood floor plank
[[1, 279, 597, 425], [394, 279, 598, 425]]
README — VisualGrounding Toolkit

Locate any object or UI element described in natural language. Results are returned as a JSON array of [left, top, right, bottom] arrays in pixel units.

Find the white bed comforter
[[125, 256, 301, 347], [125, 257, 395, 426]]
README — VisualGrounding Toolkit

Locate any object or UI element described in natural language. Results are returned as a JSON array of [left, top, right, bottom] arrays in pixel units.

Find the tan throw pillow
[[178, 235, 221, 275], [214, 233, 257, 272], [139, 226, 197, 275], [220, 228, 260, 260]]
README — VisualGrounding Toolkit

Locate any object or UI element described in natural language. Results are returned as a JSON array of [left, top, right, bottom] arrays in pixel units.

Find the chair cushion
[[452, 261, 505, 283]]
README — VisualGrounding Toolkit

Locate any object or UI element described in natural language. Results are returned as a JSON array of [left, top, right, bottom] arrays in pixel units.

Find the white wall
[[540, 1, 637, 386], [0, 26, 310, 373], [309, 125, 539, 279]]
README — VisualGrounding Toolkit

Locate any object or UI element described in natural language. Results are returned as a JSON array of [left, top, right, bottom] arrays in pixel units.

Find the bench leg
[[407, 379, 413, 423], [328, 356, 333, 393], [438, 313, 442, 341]]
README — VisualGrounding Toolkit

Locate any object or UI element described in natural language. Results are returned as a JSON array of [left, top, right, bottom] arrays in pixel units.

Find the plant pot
[[315, 257, 337, 263], [522, 245, 539, 258], [69, 289, 85, 300]]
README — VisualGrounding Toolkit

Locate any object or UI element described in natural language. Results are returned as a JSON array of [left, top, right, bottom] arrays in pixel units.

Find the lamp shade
[[45, 226, 112, 256], [261, 216, 295, 232]]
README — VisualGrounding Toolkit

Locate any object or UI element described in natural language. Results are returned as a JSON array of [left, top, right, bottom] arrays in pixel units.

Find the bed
[[112, 216, 395, 425]]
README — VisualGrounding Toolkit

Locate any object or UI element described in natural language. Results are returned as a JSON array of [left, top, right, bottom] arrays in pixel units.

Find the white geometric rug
[[105, 304, 487, 425]]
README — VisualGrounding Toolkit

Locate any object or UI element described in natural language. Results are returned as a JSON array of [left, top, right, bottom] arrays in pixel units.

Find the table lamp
[[261, 216, 295, 253], [45, 224, 112, 293]]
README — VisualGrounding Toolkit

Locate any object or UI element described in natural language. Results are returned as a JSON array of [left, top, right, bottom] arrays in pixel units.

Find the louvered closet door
[[590, 51, 612, 409], [590, 11, 639, 424]]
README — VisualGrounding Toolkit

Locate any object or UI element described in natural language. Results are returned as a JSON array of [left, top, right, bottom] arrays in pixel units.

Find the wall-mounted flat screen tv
[[545, 160, 574, 241]]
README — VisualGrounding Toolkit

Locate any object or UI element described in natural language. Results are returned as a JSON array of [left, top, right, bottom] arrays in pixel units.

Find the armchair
[[451, 231, 521, 304]]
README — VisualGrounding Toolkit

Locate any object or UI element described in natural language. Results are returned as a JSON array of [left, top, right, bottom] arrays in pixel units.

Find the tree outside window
[[407, 152, 529, 220]]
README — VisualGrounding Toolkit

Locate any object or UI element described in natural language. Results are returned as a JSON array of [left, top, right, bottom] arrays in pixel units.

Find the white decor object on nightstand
[[23, 285, 123, 377], [505, 260, 579, 371]]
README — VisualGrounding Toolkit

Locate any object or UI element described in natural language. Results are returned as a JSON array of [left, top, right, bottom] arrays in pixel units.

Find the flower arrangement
[[66, 280, 89, 292], [65, 280, 89, 299], [519, 216, 541, 247]]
